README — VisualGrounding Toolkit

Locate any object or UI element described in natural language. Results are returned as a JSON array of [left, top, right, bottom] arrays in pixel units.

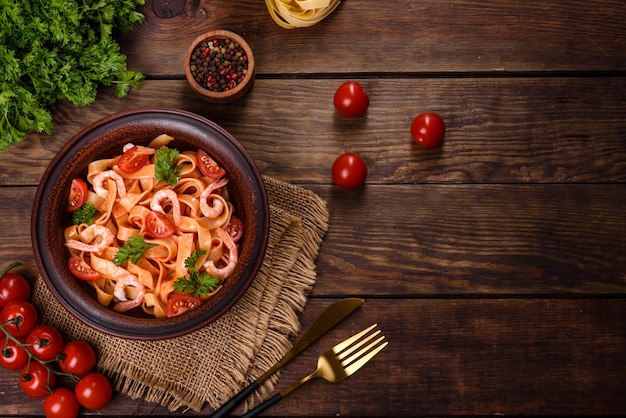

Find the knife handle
[[240, 393, 282, 418], [210, 380, 260, 418]]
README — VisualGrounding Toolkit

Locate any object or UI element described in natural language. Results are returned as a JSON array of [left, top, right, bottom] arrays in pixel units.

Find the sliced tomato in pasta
[[118, 146, 149, 173], [68, 178, 88, 212], [145, 211, 175, 238], [165, 293, 202, 317], [68, 255, 101, 281], [197, 149, 225, 179]]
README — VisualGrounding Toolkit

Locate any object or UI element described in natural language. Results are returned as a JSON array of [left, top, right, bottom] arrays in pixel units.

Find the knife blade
[[209, 297, 364, 417]]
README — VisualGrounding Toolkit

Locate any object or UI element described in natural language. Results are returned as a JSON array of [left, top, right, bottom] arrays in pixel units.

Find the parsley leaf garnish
[[173, 249, 220, 297], [114, 235, 154, 266], [72, 202, 98, 225], [154, 147, 181, 186]]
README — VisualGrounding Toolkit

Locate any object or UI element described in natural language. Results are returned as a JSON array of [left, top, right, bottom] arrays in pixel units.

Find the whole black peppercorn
[[189, 37, 249, 93]]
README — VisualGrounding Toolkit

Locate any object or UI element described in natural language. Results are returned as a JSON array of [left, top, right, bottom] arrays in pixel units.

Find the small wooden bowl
[[184, 30, 255, 104]]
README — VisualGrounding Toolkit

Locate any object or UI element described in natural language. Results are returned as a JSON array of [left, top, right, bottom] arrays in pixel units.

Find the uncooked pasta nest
[[265, 0, 341, 28]]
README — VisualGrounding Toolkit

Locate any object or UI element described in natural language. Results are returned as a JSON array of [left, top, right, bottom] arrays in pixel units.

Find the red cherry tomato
[[145, 211, 175, 238], [67, 178, 88, 212], [227, 215, 244, 243], [26, 325, 64, 361], [411, 112, 446, 149], [20, 361, 56, 398], [0, 300, 38, 337], [118, 145, 150, 174], [197, 149, 226, 179], [333, 81, 370, 117], [58, 340, 97, 377], [165, 293, 203, 317], [68, 255, 100, 281], [0, 335, 29, 370], [0, 272, 31, 307], [44, 387, 81, 418], [331, 153, 368, 189], [75, 372, 113, 410]]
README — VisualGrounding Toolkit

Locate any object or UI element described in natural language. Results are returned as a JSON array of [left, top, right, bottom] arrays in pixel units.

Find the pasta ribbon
[[265, 0, 341, 29]]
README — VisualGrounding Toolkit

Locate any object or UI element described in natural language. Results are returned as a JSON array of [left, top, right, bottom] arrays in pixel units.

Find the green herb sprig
[[72, 202, 98, 225], [173, 249, 220, 297], [0, 0, 145, 150], [114, 235, 154, 266], [155, 147, 181, 186]]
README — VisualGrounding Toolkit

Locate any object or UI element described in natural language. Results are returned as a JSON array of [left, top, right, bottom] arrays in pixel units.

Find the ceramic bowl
[[32, 108, 269, 340], [184, 30, 255, 104]]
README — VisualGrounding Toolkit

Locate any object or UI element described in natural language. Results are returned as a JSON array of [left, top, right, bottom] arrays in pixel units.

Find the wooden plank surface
[[1, 0, 625, 416]]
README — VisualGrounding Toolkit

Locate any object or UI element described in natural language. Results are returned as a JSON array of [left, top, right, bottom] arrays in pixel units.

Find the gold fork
[[241, 324, 388, 417]]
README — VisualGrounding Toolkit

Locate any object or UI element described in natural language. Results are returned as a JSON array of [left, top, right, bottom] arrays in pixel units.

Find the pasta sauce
[[64, 134, 242, 318]]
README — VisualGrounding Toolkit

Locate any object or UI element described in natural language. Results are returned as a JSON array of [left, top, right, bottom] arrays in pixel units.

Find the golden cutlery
[[241, 323, 388, 417], [209, 297, 364, 417]]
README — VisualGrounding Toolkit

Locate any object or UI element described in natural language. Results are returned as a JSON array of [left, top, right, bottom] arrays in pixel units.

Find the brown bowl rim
[[31, 107, 269, 340]]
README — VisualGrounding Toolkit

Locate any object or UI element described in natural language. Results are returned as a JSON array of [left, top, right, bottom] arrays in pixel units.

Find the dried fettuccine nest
[[265, 0, 341, 28]]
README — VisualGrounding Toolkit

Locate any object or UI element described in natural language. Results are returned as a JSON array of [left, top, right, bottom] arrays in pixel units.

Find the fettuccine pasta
[[265, 0, 341, 29], [64, 134, 242, 318]]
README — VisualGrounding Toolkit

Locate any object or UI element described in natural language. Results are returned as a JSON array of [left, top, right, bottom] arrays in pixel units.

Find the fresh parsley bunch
[[0, 0, 145, 150], [173, 249, 220, 297]]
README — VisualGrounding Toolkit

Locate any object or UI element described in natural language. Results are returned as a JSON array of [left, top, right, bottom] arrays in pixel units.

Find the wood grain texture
[[117, 0, 626, 76]]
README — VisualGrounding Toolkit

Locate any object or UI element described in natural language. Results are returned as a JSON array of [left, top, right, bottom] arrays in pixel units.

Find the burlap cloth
[[31, 176, 329, 413]]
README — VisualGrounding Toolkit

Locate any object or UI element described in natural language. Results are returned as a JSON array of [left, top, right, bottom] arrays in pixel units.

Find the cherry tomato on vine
[[58, 340, 97, 377], [75, 371, 113, 410], [333, 81, 369, 117], [0, 335, 29, 370], [410, 112, 446, 149], [44, 387, 80, 418], [20, 361, 56, 398], [197, 149, 226, 179], [26, 325, 64, 361], [68, 255, 100, 281], [67, 178, 88, 212], [331, 153, 368, 189], [227, 215, 244, 243], [0, 300, 38, 337], [165, 293, 203, 317], [146, 211, 175, 238], [118, 145, 149, 174], [0, 272, 31, 307]]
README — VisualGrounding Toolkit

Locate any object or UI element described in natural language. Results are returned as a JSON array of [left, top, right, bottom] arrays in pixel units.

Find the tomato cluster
[[332, 81, 447, 189], [0, 261, 113, 418]]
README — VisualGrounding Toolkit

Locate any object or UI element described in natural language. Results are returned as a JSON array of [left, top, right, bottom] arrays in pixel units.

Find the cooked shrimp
[[66, 224, 115, 253], [203, 227, 238, 279], [112, 273, 146, 312], [93, 170, 127, 198], [200, 178, 228, 218], [150, 189, 182, 225]]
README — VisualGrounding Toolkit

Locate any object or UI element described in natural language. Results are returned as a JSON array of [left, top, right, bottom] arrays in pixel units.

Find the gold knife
[[209, 297, 364, 417]]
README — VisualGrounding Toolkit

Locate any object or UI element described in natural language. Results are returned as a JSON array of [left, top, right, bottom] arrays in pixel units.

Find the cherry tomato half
[[118, 145, 149, 174], [0, 272, 31, 307], [67, 178, 88, 212], [68, 255, 101, 281], [145, 211, 175, 238], [44, 387, 80, 418], [197, 149, 226, 179], [75, 372, 113, 410], [333, 81, 370, 117], [331, 153, 368, 189], [0, 300, 38, 337], [411, 112, 446, 149], [20, 361, 56, 398], [58, 340, 97, 377], [26, 325, 64, 361], [227, 215, 244, 243], [0, 335, 29, 370], [165, 293, 203, 318]]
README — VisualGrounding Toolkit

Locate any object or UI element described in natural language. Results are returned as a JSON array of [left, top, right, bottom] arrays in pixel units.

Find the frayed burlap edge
[[31, 177, 329, 413]]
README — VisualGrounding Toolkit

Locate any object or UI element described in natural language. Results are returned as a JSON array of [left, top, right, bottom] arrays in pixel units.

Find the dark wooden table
[[2, 0, 625, 416]]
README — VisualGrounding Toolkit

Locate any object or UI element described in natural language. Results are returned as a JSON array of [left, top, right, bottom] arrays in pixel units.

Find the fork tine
[[341, 334, 386, 367], [344, 338, 388, 376], [337, 328, 381, 360], [332, 323, 377, 352]]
